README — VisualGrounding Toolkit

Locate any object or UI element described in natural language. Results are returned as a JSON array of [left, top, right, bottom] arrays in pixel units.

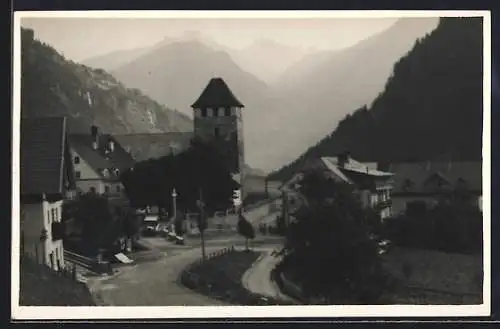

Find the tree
[[73, 193, 115, 255], [174, 211, 186, 237], [237, 209, 255, 251], [120, 138, 238, 216], [279, 171, 385, 303], [120, 206, 142, 241]]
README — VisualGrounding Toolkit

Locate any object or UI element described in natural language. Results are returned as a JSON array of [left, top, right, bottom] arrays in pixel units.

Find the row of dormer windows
[[194, 107, 240, 118], [74, 167, 120, 180]]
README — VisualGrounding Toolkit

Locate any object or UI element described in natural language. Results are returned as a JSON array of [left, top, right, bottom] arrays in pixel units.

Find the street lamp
[[172, 188, 178, 218], [171, 188, 178, 232]]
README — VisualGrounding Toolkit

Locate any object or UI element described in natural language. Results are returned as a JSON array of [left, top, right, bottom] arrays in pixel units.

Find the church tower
[[191, 77, 245, 199]]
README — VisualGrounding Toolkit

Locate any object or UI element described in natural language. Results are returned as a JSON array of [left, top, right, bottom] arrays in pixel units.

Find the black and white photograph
[[12, 10, 491, 319]]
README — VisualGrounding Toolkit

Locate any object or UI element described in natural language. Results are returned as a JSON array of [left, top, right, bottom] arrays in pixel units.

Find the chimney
[[91, 125, 99, 150]]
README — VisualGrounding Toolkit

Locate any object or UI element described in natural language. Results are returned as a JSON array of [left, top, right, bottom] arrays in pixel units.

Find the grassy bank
[[19, 257, 95, 306], [181, 248, 291, 305]]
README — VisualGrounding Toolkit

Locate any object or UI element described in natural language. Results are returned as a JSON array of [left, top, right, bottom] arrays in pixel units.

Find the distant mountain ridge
[[269, 17, 483, 182], [21, 27, 192, 135], [82, 33, 313, 85], [78, 18, 441, 172]]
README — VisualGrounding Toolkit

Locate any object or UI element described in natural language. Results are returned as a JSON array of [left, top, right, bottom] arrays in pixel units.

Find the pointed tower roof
[[191, 77, 244, 108]]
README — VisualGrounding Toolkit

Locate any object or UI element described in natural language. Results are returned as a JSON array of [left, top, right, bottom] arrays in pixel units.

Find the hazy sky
[[20, 17, 400, 62]]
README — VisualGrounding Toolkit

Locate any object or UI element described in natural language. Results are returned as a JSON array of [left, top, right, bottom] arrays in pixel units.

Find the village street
[[86, 203, 287, 306]]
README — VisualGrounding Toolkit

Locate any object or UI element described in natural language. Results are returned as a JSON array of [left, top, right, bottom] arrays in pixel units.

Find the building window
[[207, 108, 213, 117], [218, 107, 225, 117], [47, 210, 50, 225], [105, 185, 110, 193], [194, 108, 202, 118], [74, 156, 80, 164], [75, 171, 81, 179], [90, 187, 96, 194], [116, 185, 121, 193]]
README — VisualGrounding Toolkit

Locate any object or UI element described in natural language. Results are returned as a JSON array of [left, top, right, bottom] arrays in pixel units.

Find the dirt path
[[241, 249, 298, 304]]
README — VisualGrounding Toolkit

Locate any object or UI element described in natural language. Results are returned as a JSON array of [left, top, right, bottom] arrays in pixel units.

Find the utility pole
[[171, 188, 178, 233], [198, 188, 207, 261]]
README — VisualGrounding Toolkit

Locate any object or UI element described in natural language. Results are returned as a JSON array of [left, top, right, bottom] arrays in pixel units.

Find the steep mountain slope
[[269, 17, 484, 182], [261, 18, 440, 170], [21, 28, 192, 134]]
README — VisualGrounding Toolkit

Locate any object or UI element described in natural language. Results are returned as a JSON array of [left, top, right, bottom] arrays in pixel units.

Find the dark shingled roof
[[68, 132, 136, 180], [388, 161, 482, 194], [113, 132, 194, 162], [21, 117, 68, 196], [191, 77, 244, 109]]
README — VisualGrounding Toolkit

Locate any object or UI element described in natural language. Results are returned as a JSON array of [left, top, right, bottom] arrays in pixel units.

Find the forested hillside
[[269, 17, 483, 182], [21, 28, 192, 134]]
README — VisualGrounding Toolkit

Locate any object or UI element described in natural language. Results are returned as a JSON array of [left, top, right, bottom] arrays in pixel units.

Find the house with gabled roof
[[280, 152, 395, 219], [387, 161, 482, 215], [20, 116, 76, 271], [68, 125, 136, 199]]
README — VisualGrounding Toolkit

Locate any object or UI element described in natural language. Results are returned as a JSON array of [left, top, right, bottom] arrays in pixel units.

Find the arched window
[[206, 108, 213, 117]]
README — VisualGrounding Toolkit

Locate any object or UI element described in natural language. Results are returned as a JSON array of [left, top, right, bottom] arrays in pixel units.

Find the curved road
[[87, 246, 232, 306], [86, 204, 282, 306], [241, 251, 299, 304]]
